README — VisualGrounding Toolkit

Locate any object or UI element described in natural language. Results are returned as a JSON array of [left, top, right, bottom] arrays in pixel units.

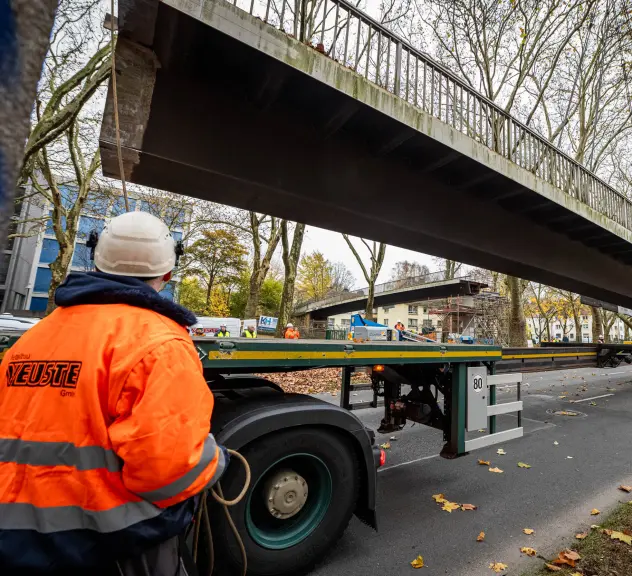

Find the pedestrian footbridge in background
[[101, 0, 632, 306], [293, 271, 485, 321]]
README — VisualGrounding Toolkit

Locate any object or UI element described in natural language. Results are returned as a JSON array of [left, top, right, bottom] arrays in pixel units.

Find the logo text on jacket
[[6, 361, 82, 388]]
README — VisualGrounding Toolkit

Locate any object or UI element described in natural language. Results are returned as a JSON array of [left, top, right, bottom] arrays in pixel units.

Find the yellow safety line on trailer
[[205, 350, 503, 361], [502, 352, 596, 360]]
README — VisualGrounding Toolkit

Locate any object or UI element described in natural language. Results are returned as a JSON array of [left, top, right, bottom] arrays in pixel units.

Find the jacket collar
[[55, 272, 197, 327]]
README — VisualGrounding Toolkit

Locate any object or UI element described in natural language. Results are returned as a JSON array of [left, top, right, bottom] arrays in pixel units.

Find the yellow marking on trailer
[[205, 350, 502, 361], [502, 352, 596, 360]]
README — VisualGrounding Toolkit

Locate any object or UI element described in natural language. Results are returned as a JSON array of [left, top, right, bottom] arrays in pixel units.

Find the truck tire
[[211, 427, 360, 575]]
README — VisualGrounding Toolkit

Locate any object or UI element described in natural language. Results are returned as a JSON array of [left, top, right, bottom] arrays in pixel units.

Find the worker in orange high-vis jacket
[[0, 211, 227, 576]]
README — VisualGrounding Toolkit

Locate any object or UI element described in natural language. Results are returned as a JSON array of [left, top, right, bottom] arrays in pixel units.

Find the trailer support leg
[[442, 363, 467, 458], [340, 367, 352, 410]]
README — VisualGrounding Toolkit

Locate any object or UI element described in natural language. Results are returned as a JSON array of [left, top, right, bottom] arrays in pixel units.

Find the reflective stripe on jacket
[[0, 275, 224, 570]]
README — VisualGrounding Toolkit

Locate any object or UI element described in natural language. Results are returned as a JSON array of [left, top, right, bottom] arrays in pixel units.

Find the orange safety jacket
[[284, 327, 300, 339], [0, 272, 225, 571]]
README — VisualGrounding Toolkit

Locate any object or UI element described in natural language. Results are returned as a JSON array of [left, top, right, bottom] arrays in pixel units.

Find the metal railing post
[[394, 41, 402, 95]]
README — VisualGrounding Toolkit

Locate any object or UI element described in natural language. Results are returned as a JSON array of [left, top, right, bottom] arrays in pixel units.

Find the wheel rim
[[245, 453, 333, 550]]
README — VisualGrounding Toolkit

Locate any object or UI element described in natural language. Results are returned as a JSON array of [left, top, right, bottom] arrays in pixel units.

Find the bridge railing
[[229, 0, 632, 230], [295, 270, 469, 311]]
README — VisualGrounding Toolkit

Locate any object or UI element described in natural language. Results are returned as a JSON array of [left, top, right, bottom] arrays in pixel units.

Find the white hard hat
[[397, 319, 402, 323], [95, 211, 176, 277], [287, 323, 293, 328]]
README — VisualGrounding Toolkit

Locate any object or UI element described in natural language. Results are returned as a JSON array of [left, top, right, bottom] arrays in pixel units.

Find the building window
[[33, 267, 52, 292], [382, 306, 393, 312], [582, 323, 589, 329], [423, 307, 427, 314], [39, 238, 59, 264], [12, 292, 25, 309], [159, 281, 176, 301], [78, 216, 105, 240], [408, 305, 418, 315], [111, 196, 137, 217], [582, 315, 588, 321], [555, 324, 562, 330], [409, 318, 418, 329], [437, 321, 442, 327], [383, 318, 388, 326], [422, 319, 433, 328], [29, 296, 48, 312], [570, 334, 575, 340], [72, 243, 92, 270], [0, 253, 11, 284], [45, 211, 67, 236]]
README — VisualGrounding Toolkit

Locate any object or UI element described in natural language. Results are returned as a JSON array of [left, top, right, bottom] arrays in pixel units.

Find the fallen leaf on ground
[[552, 549, 581, 567], [461, 503, 477, 511], [497, 448, 506, 455], [559, 395, 567, 399], [518, 462, 531, 468], [410, 555, 424, 569], [478, 429, 486, 432], [432, 494, 446, 503], [605, 529, 632, 545], [591, 524, 600, 529], [489, 467, 504, 473], [520, 547, 537, 556], [589, 401, 597, 406], [478, 459, 491, 466], [619, 485, 632, 493], [554, 441, 559, 445], [523, 528, 535, 535], [442, 501, 460, 513], [591, 508, 600, 515], [575, 532, 588, 539], [545, 564, 562, 572], [477, 531, 485, 542], [567, 456, 574, 459], [489, 562, 508, 573], [380, 442, 391, 449], [389, 436, 397, 441]]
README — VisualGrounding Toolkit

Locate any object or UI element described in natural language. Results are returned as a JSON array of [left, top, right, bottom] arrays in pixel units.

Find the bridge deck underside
[[101, 1, 632, 306]]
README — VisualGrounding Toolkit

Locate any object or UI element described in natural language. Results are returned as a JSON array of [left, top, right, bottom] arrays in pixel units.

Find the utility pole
[[0, 0, 57, 251]]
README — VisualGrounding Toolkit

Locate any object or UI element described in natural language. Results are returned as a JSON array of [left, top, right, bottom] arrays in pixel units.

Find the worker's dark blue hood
[[55, 272, 197, 327]]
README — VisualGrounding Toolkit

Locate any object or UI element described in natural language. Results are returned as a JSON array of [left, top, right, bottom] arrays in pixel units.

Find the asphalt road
[[312, 365, 632, 576]]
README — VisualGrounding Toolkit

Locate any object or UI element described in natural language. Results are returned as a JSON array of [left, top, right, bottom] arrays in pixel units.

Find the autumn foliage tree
[[186, 229, 247, 312]]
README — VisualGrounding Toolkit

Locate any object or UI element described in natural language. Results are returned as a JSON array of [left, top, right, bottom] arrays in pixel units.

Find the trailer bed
[[193, 338, 502, 373]]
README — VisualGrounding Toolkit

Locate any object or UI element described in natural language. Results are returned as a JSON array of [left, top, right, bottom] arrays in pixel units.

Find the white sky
[[302, 225, 436, 287]]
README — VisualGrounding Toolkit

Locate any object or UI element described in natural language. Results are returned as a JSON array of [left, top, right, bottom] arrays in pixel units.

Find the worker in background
[[217, 323, 230, 337], [0, 212, 227, 575], [243, 324, 257, 338], [394, 319, 405, 341], [284, 322, 300, 339]]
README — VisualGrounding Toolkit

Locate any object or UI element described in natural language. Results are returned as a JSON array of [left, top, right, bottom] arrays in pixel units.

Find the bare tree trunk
[[245, 214, 281, 318], [342, 235, 386, 321], [591, 306, 603, 343], [365, 282, 376, 321], [46, 244, 73, 313], [506, 275, 526, 346], [276, 221, 305, 336], [572, 311, 581, 343]]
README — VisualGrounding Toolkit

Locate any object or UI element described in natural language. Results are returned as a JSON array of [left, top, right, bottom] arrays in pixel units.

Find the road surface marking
[[572, 394, 614, 403], [378, 454, 440, 472], [601, 371, 626, 375]]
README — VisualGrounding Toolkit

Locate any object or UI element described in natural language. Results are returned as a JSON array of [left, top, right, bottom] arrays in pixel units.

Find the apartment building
[[3, 186, 188, 313]]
